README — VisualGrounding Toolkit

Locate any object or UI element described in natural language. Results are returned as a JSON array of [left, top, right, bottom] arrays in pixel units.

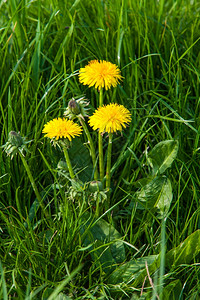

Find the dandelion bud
[[2, 131, 30, 159], [9, 131, 24, 147], [64, 97, 90, 120], [68, 98, 81, 115], [89, 180, 103, 193]]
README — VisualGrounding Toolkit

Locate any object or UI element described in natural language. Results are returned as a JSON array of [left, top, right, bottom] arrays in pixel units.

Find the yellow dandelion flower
[[89, 103, 131, 133], [42, 118, 82, 141], [79, 60, 122, 90]]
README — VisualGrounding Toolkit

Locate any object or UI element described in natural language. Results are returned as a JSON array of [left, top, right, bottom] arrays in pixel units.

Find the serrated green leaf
[[147, 140, 179, 175]]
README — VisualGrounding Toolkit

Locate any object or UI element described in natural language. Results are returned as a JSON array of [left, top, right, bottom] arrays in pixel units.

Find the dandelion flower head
[[89, 103, 131, 133], [43, 118, 82, 141], [79, 60, 122, 90]]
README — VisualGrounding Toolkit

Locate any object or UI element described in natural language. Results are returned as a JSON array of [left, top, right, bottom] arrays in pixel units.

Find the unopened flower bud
[[9, 131, 24, 147], [68, 98, 81, 115], [2, 131, 31, 159], [89, 180, 103, 193], [64, 97, 90, 120]]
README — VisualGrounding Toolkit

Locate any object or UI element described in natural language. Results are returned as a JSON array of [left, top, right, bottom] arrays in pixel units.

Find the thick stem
[[98, 133, 104, 183], [63, 147, 75, 179], [106, 133, 113, 191], [79, 118, 98, 180], [99, 88, 103, 107], [98, 88, 104, 183]]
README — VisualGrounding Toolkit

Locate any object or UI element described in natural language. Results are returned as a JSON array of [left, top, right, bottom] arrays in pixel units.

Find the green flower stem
[[99, 88, 103, 107], [106, 133, 113, 190], [98, 133, 104, 183], [95, 194, 100, 218], [98, 88, 104, 183], [63, 147, 75, 179], [79, 118, 98, 181], [19, 152, 48, 219]]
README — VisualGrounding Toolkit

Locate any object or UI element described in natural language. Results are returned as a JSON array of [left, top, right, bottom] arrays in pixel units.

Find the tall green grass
[[0, 0, 200, 299]]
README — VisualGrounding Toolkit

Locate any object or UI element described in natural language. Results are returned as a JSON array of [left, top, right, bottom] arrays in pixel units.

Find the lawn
[[0, 0, 200, 299]]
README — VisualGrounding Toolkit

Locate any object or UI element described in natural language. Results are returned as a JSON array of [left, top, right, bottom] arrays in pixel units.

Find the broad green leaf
[[133, 177, 153, 188], [166, 229, 200, 267], [108, 255, 158, 284], [133, 230, 200, 287], [161, 279, 182, 300], [81, 218, 125, 273], [135, 175, 173, 216], [155, 177, 173, 217], [147, 140, 179, 175]]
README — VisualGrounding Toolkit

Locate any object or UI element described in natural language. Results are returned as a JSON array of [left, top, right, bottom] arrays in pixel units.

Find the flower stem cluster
[[78, 60, 132, 199], [3, 59, 131, 217]]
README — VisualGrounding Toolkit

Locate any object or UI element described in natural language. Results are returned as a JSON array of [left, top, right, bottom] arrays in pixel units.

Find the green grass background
[[0, 0, 200, 299]]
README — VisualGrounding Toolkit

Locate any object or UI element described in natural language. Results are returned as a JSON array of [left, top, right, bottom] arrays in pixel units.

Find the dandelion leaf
[[161, 280, 182, 300], [135, 175, 173, 216], [108, 255, 158, 285], [166, 229, 200, 267], [133, 230, 200, 287], [81, 218, 125, 273], [147, 140, 179, 175]]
